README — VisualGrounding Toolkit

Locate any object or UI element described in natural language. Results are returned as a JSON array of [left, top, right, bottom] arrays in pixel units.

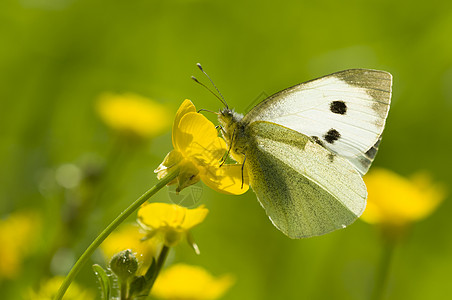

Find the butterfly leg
[[241, 153, 246, 189], [215, 125, 228, 166], [220, 128, 235, 167]]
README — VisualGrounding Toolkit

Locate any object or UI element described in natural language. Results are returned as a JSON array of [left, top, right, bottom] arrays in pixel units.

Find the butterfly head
[[219, 108, 243, 127], [218, 108, 244, 143]]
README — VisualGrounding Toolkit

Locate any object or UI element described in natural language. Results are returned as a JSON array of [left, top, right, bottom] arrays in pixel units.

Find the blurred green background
[[1, 0, 452, 299]]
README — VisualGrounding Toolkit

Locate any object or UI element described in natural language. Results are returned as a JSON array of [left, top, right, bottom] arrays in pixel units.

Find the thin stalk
[[148, 245, 170, 289], [150, 246, 169, 289], [54, 170, 179, 300], [371, 239, 395, 300]]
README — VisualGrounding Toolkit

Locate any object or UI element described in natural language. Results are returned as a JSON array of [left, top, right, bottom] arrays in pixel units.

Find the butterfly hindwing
[[243, 69, 392, 175], [244, 121, 367, 238]]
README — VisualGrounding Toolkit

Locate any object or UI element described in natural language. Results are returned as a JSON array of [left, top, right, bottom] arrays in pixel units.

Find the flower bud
[[110, 250, 138, 282]]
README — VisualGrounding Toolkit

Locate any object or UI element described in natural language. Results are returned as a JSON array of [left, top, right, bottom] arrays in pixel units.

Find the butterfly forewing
[[243, 69, 392, 175]]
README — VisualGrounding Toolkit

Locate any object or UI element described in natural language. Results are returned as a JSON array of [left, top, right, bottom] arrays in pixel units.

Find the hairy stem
[[54, 170, 179, 300]]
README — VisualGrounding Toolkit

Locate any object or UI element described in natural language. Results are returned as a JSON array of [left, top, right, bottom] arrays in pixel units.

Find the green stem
[[371, 239, 395, 300], [120, 281, 128, 300], [54, 170, 179, 300], [135, 245, 170, 299], [148, 245, 170, 289]]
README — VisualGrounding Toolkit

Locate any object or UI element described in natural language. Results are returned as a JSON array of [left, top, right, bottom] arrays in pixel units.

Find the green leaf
[[92, 264, 111, 300], [144, 257, 157, 281], [129, 276, 148, 299]]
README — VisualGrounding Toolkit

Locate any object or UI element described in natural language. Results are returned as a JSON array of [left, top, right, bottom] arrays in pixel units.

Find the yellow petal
[[176, 160, 201, 193], [155, 150, 184, 180], [201, 164, 249, 195], [181, 205, 209, 230], [138, 203, 208, 231], [409, 172, 447, 219], [361, 168, 446, 227], [151, 264, 234, 300], [174, 112, 226, 164], [172, 99, 197, 148], [160, 205, 208, 247], [138, 203, 184, 230]]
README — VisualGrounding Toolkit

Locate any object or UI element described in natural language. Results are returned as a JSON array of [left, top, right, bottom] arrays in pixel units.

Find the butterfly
[[195, 66, 392, 238]]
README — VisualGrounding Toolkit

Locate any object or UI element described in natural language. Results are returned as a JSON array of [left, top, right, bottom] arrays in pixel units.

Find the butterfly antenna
[[191, 76, 227, 108], [196, 63, 229, 109], [197, 108, 219, 115]]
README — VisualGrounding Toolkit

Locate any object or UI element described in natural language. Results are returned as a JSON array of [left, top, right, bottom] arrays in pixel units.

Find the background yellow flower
[[137, 202, 208, 248], [27, 276, 94, 300], [96, 93, 171, 139], [0, 211, 40, 279], [151, 264, 234, 300], [361, 168, 446, 231]]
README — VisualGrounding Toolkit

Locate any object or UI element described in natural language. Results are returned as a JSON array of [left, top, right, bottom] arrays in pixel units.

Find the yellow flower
[[137, 202, 208, 249], [100, 223, 157, 275], [361, 168, 446, 236], [0, 211, 40, 279], [155, 99, 248, 195], [151, 264, 234, 300], [27, 276, 94, 300], [96, 92, 171, 139]]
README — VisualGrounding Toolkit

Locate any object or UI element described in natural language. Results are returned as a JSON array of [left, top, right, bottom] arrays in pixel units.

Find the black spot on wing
[[330, 100, 347, 115], [328, 153, 335, 162], [324, 129, 341, 144], [311, 136, 325, 147]]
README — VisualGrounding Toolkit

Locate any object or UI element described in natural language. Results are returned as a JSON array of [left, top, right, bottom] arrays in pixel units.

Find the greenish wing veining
[[242, 121, 367, 238]]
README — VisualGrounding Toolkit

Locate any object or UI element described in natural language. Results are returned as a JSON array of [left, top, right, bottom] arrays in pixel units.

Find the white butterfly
[[215, 69, 392, 238]]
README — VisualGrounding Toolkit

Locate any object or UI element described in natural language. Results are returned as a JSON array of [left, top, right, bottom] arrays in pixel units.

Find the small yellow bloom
[[137, 203, 208, 249], [151, 264, 234, 300], [27, 276, 94, 300], [156, 99, 248, 194], [96, 92, 171, 139], [100, 223, 157, 275], [0, 211, 40, 279], [361, 168, 446, 235]]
